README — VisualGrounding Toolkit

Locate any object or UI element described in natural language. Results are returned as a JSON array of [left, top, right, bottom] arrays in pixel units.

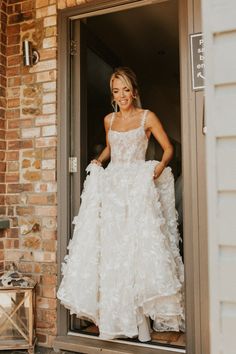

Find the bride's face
[[112, 78, 135, 110]]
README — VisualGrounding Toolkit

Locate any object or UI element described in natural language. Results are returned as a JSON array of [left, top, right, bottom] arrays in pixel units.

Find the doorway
[[71, 1, 184, 349], [56, 0, 209, 353]]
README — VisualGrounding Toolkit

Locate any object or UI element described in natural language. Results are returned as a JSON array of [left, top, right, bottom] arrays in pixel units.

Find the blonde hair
[[110, 67, 142, 108]]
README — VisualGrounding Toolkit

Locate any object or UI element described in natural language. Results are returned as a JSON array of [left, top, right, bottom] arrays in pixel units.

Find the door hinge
[[69, 157, 77, 173], [70, 40, 78, 55]]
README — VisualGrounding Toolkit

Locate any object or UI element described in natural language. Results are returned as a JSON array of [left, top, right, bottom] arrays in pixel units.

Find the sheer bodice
[[108, 110, 149, 164]]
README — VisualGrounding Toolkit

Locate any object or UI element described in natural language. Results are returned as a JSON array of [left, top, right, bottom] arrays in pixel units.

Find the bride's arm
[[146, 111, 174, 179], [91, 114, 111, 166]]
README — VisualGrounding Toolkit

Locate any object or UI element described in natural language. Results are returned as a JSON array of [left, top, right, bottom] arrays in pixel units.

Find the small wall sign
[[190, 32, 205, 91]]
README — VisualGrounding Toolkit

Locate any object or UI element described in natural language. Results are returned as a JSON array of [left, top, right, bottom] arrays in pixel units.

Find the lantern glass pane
[[0, 290, 29, 342]]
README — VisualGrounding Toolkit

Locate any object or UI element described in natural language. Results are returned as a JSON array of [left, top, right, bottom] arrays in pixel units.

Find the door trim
[[56, 0, 209, 353]]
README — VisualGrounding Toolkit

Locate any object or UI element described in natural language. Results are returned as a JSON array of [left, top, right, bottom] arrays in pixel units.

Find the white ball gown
[[57, 109, 185, 341]]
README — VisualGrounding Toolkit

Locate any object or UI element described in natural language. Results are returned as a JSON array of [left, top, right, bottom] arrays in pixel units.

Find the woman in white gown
[[57, 67, 185, 342]]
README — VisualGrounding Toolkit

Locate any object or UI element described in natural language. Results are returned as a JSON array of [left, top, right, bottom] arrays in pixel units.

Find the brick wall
[[0, 1, 7, 273], [1, 0, 88, 348]]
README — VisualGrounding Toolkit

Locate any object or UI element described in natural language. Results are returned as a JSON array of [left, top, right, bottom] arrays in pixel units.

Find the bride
[[57, 66, 185, 342]]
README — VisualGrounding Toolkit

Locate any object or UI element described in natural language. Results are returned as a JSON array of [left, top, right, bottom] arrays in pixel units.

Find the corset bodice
[[108, 110, 149, 164]]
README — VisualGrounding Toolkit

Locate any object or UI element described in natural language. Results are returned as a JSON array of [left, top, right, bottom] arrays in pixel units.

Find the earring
[[112, 100, 118, 112]]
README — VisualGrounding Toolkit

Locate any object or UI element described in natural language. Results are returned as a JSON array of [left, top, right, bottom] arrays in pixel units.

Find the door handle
[[202, 97, 207, 135]]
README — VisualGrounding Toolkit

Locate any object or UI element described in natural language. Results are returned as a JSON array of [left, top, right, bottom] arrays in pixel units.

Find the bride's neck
[[119, 106, 137, 119]]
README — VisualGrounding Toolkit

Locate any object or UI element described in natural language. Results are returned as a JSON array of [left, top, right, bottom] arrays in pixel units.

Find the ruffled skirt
[[57, 160, 185, 339]]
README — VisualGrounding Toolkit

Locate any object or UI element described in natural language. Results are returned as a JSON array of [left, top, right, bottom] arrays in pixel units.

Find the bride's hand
[[153, 162, 165, 180], [91, 159, 102, 166]]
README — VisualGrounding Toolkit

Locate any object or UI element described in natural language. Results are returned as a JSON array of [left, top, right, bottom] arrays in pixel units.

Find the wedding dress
[[57, 109, 185, 341]]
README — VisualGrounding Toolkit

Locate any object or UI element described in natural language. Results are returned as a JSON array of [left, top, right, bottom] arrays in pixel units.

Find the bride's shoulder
[[104, 112, 114, 120], [143, 109, 156, 120], [104, 112, 114, 128], [144, 109, 154, 115], [144, 110, 161, 127]]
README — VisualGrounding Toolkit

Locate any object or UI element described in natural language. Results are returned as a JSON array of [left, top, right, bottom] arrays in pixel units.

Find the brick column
[[0, 1, 7, 273], [4, 0, 57, 347], [2, 0, 88, 347]]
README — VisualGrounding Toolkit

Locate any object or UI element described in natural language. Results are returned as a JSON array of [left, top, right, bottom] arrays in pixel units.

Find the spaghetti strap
[[141, 109, 148, 128], [109, 112, 115, 130]]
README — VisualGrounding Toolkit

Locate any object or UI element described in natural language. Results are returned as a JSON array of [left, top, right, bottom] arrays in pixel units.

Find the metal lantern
[[0, 265, 36, 354]]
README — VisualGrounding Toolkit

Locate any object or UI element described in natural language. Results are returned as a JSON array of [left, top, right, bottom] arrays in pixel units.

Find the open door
[[56, 1, 209, 353], [69, 20, 120, 222]]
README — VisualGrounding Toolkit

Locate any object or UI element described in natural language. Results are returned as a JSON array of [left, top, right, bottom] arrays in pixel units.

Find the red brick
[[36, 296, 57, 310], [7, 34, 20, 46], [6, 109, 20, 119], [0, 110, 5, 120], [0, 131, 5, 140], [0, 230, 6, 238], [7, 183, 33, 193], [42, 239, 56, 252], [0, 151, 5, 161], [6, 173, 19, 182], [28, 193, 56, 205], [7, 98, 20, 109], [0, 251, 4, 261], [18, 262, 33, 273], [7, 5, 14, 15], [0, 196, 5, 205], [6, 151, 19, 160], [23, 236, 41, 249], [11, 216, 18, 227], [36, 0, 49, 8], [1, 2, 7, 13], [0, 173, 5, 183], [0, 141, 6, 150], [21, 21, 35, 32], [6, 194, 20, 205], [7, 206, 14, 216], [9, 12, 33, 24], [16, 206, 34, 216], [22, 1, 34, 12], [8, 140, 33, 149], [0, 205, 7, 215], [36, 333, 47, 344], [23, 170, 41, 181], [7, 161, 19, 172], [14, 4, 22, 13], [40, 48, 57, 61], [6, 227, 19, 239], [7, 55, 21, 66], [8, 76, 21, 87], [0, 118, 5, 130], [41, 263, 57, 274], [8, 0, 22, 5], [7, 119, 20, 129], [6, 45, 20, 56], [6, 130, 20, 139], [20, 119, 33, 128], [0, 184, 6, 194], [0, 162, 6, 172], [21, 74, 35, 85]]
